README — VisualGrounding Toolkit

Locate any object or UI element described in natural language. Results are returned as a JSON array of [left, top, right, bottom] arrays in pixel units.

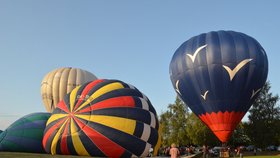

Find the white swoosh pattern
[[186, 45, 207, 63], [175, 80, 182, 95], [223, 59, 253, 81], [201, 90, 209, 100], [250, 88, 261, 99]]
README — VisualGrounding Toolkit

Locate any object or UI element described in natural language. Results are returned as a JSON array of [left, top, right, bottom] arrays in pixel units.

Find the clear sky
[[0, 1, 280, 130]]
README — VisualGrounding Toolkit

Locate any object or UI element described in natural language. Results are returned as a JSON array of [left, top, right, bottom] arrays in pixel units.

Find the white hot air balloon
[[41, 67, 97, 112]]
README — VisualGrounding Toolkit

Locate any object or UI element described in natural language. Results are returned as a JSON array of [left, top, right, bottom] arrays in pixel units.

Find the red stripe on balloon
[[60, 119, 70, 155], [74, 117, 125, 157], [77, 96, 135, 114], [199, 111, 245, 143], [57, 101, 70, 113], [74, 79, 105, 110], [42, 117, 67, 149]]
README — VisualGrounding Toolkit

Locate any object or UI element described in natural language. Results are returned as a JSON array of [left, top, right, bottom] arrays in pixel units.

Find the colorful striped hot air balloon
[[41, 67, 97, 112], [169, 30, 268, 143], [43, 79, 160, 157], [0, 112, 51, 153]]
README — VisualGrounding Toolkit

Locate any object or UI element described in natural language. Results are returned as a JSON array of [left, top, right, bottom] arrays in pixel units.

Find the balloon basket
[[219, 151, 229, 158], [219, 143, 230, 158]]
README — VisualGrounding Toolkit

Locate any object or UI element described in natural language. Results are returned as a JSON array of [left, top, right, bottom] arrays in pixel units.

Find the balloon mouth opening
[[213, 130, 233, 143]]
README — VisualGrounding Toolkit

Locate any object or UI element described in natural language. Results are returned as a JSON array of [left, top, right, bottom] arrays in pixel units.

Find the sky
[[0, 1, 280, 130]]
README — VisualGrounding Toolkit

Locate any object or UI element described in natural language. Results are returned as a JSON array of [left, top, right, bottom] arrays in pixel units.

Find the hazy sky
[[0, 1, 280, 129]]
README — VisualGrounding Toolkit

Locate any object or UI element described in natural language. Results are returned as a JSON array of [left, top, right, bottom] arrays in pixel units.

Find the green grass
[[245, 156, 280, 158]]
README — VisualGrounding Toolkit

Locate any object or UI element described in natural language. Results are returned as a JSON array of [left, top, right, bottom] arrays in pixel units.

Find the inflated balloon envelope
[[41, 67, 97, 113], [0, 112, 50, 153], [169, 30, 268, 142], [43, 79, 161, 157]]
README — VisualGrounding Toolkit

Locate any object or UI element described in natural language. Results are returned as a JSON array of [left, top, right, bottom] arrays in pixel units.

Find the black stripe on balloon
[[75, 116, 89, 126], [86, 79, 117, 97], [133, 122, 144, 138], [56, 135, 62, 154], [91, 89, 145, 106], [78, 129, 106, 157], [73, 83, 90, 107], [53, 108, 67, 115], [87, 121, 147, 157], [44, 117, 66, 135], [91, 107, 151, 126], [57, 122, 68, 154], [147, 127, 159, 146], [70, 119, 81, 133], [66, 135, 78, 156], [134, 97, 158, 121], [63, 94, 71, 112], [147, 101, 157, 117], [134, 97, 144, 109], [155, 119, 159, 130], [120, 150, 133, 158], [44, 126, 60, 153]]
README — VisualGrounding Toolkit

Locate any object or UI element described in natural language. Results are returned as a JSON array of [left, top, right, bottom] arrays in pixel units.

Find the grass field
[[245, 156, 280, 158], [0, 152, 98, 158]]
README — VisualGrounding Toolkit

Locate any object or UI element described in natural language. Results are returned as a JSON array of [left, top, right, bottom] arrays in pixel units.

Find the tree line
[[159, 82, 280, 148]]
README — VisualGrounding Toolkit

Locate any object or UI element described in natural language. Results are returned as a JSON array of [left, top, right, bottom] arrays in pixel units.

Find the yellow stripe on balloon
[[46, 114, 68, 126], [51, 118, 69, 154], [74, 82, 124, 112], [70, 86, 80, 112], [70, 119, 90, 156], [70, 118, 77, 134], [76, 114, 136, 135]]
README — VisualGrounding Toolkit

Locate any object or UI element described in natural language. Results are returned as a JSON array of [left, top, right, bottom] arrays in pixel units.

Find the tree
[[245, 82, 280, 148], [159, 96, 190, 146], [228, 122, 251, 147], [186, 113, 219, 146]]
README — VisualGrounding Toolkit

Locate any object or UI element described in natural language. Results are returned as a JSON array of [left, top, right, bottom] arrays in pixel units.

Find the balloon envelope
[[0, 112, 51, 153], [43, 79, 160, 157], [169, 30, 268, 142], [41, 67, 97, 112]]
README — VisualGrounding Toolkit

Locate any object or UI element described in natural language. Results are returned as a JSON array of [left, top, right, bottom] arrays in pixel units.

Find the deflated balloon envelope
[[0, 112, 51, 153], [41, 67, 97, 113], [169, 30, 268, 142], [43, 79, 160, 157]]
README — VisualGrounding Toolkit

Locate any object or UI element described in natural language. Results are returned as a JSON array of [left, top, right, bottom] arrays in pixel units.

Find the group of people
[[159, 144, 246, 158], [159, 144, 209, 158]]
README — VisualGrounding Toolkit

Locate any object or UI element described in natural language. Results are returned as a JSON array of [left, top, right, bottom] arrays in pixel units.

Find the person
[[169, 143, 180, 158], [237, 146, 243, 158], [253, 148, 257, 156], [202, 144, 209, 158]]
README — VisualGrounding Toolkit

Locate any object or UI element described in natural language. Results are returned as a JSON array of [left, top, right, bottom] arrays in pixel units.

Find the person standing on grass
[[237, 146, 243, 158], [169, 143, 180, 158]]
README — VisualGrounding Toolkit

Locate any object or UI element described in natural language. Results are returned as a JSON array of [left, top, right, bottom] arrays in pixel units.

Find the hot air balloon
[[43, 79, 160, 157], [41, 67, 97, 112], [0, 112, 51, 153], [169, 30, 268, 143]]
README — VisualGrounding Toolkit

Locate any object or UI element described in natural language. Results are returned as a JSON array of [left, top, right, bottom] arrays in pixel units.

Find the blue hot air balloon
[[169, 30, 268, 142], [0, 112, 51, 153]]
